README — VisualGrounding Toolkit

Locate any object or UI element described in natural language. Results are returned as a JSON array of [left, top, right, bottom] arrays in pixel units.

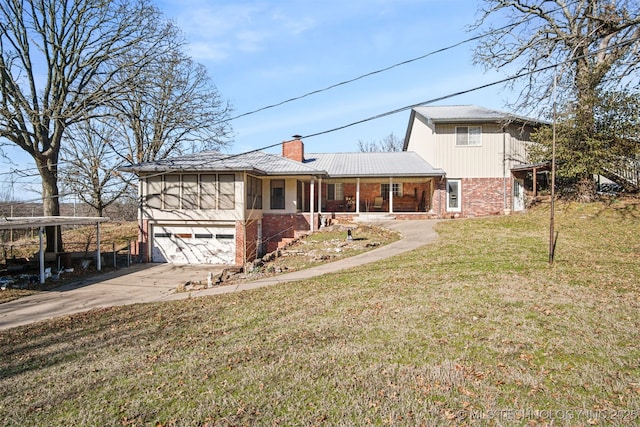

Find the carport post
[[39, 226, 45, 285], [96, 222, 102, 271]]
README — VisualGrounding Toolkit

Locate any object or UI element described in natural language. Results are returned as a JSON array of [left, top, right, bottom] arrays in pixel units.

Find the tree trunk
[[573, 59, 598, 202], [38, 158, 64, 253]]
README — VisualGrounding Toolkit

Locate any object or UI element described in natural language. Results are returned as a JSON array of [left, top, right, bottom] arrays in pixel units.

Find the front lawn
[[1, 199, 639, 426]]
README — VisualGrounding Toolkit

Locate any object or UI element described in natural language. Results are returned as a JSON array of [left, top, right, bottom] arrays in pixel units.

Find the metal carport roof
[[0, 216, 110, 284]]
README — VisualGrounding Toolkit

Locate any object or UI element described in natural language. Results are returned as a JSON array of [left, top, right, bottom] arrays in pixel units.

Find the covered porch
[[295, 176, 439, 217]]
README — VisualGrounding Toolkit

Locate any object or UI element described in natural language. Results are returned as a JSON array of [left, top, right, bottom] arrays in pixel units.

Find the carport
[[0, 216, 110, 284]]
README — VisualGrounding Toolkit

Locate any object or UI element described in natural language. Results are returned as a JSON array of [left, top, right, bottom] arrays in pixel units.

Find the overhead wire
[[0, 1, 572, 184], [4, 1, 631, 205], [117, 33, 640, 186]]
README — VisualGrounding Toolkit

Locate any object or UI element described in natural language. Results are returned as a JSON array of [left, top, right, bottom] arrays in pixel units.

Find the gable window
[[456, 126, 482, 146], [270, 179, 285, 210], [446, 179, 461, 212], [327, 183, 343, 201], [381, 183, 402, 200], [246, 175, 263, 209]]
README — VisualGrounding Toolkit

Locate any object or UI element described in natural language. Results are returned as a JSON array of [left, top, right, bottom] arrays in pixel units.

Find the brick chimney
[[282, 136, 304, 162]]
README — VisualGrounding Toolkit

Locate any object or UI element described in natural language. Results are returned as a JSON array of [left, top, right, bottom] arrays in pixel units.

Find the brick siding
[[262, 214, 312, 253]]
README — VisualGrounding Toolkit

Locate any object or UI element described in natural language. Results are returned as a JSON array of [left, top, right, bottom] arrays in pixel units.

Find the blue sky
[[2, 0, 522, 201], [164, 0, 513, 154]]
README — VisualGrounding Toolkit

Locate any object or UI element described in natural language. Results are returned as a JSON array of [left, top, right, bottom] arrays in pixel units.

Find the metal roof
[[304, 151, 445, 178], [0, 216, 110, 230], [119, 150, 327, 176], [413, 105, 545, 125]]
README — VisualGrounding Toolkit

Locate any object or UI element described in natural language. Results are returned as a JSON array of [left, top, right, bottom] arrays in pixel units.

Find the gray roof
[[413, 105, 544, 125], [120, 149, 444, 179], [304, 152, 444, 178], [120, 150, 326, 176]]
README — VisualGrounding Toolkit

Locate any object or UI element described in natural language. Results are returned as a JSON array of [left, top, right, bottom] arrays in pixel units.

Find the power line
[[220, 23, 521, 124], [301, 36, 640, 140], [216, 1, 576, 124]]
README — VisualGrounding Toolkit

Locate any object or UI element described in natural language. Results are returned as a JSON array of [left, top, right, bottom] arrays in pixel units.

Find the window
[[182, 174, 199, 209], [446, 179, 461, 212], [146, 176, 162, 209], [381, 183, 402, 200], [246, 175, 263, 209], [456, 126, 482, 146], [270, 179, 285, 209], [218, 174, 235, 210], [327, 183, 343, 201], [200, 174, 217, 209], [163, 175, 181, 209]]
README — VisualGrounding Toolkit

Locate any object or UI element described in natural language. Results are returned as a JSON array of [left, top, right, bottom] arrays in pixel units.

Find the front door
[[513, 179, 525, 211], [446, 179, 461, 212]]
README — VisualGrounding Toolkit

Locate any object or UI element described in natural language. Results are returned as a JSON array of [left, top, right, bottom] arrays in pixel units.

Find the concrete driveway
[[0, 219, 438, 330], [0, 264, 226, 330]]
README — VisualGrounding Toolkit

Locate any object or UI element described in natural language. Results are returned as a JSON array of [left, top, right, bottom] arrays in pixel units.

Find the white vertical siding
[[406, 117, 531, 179]]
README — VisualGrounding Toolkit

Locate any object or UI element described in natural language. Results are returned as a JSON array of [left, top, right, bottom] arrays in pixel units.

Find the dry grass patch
[[1, 199, 639, 426]]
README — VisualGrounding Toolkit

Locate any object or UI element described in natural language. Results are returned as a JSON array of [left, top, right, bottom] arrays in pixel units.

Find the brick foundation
[[235, 220, 262, 266]]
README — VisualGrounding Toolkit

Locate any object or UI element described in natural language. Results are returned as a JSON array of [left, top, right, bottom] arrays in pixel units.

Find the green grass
[[1, 199, 639, 426]]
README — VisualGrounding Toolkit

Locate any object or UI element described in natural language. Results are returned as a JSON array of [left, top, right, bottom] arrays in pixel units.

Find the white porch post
[[96, 221, 102, 271], [317, 177, 322, 214], [310, 178, 315, 232], [388, 177, 394, 213], [356, 178, 360, 213]]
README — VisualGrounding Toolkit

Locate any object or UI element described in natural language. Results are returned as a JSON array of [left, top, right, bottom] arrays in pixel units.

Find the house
[[121, 104, 544, 267], [403, 105, 545, 217], [120, 139, 444, 266]]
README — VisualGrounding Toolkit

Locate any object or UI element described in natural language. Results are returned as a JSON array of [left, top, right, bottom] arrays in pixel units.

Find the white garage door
[[151, 225, 236, 264]]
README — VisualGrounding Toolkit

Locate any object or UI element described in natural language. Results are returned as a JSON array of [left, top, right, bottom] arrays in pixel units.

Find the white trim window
[[446, 179, 461, 212], [381, 183, 402, 200], [456, 126, 482, 146], [327, 183, 344, 201]]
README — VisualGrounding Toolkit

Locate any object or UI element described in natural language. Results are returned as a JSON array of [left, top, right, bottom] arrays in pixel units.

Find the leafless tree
[[61, 117, 131, 217], [472, 1, 640, 198], [357, 133, 403, 152], [0, 0, 178, 251], [110, 50, 233, 165]]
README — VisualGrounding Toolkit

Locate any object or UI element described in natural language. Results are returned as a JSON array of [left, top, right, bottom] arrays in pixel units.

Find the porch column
[[310, 178, 315, 232], [532, 167, 538, 197], [388, 177, 394, 213], [317, 177, 322, 214], [356, 178, 360, 213]]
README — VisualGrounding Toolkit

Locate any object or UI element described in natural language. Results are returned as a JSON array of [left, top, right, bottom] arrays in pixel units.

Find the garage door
[[151, 225, 236, 264]]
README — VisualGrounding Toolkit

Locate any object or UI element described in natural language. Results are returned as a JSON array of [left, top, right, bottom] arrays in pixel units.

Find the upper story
[[403, 105, 544, 178]]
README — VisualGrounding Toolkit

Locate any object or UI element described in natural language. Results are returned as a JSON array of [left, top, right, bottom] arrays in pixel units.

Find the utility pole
[[549, 71, 557, 264]]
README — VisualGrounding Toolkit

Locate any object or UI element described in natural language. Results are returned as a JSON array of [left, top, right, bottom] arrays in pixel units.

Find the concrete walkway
[[0, 220, 438, 330]]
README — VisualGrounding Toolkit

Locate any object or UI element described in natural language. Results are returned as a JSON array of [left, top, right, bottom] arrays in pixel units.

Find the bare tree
[[472, 1, 640, 199], [61, 117, 131, 217], [0, 0, 178, 251], [357, 133, 403, 152], [110, 50, 233, 165]]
